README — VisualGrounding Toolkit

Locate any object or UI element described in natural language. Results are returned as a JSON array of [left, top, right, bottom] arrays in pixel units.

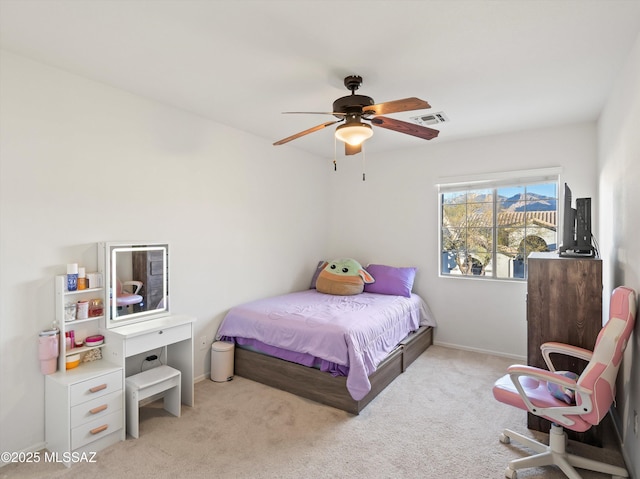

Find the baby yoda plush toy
[[316, 258, 375, 296]]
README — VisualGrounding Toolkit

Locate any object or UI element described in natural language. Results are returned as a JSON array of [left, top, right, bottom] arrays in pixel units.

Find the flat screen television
[[559, 183, 595, 257]]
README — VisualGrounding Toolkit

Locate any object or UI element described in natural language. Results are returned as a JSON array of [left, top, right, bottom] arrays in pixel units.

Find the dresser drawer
[[125, 323, 191, 356], [71, 390, 122, 428], [71, 410, 123, 450], [70, 370, 123, 406]]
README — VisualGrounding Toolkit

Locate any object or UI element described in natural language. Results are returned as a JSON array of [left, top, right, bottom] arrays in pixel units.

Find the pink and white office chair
[[115, 278, 143, 309], [493, 286, 636, 479]]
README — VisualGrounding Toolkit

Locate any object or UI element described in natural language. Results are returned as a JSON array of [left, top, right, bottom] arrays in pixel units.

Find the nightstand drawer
[[71, 390, 122, 428], [70, 370, 123, 406], [125, 323, 191, 356], [71, 410, 123, 450]]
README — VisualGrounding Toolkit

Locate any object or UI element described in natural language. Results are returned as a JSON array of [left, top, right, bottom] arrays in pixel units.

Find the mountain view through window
[[440, 182, 557, 280]]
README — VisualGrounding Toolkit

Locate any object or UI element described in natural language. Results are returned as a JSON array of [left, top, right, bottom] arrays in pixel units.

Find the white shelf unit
[[54, 275, 107, 372], [48, 275, 125, 466]]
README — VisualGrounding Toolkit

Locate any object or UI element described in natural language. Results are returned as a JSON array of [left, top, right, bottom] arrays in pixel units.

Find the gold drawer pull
[[89, 383, 107, 393], [90, 424, 108, 435], [89, 404, 108, 414]]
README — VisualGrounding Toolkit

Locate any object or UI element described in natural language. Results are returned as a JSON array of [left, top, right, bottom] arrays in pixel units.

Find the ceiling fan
[[273, 75, 439, 155]]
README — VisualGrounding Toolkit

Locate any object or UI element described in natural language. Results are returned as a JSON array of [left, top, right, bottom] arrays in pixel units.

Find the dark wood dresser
[[526, 251, 603, 445], [133, 249, 165, 312]]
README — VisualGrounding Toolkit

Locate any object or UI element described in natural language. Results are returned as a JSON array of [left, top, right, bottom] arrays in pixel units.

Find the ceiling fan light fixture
[[335, 122, 373, 146]]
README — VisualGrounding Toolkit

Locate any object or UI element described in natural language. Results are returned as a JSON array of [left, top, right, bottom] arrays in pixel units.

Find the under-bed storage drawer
[[400, 326, 433, 371]]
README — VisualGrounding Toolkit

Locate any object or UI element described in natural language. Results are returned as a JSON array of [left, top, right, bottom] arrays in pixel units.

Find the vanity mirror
[[99, 242, 169, 328]]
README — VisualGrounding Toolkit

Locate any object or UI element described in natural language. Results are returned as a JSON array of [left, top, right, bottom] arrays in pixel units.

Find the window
[[439, 169, 559, 280]]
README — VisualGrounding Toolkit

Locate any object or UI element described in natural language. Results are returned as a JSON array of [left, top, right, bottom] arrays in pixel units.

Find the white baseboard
[[194, 373, 209, 383], [0, 441, 47, 468], [609, 407, 636, 479], [433, 340, 526, 362]]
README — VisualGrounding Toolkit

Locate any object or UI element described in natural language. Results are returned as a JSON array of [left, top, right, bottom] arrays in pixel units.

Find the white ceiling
[[1, 0, 640, 158]]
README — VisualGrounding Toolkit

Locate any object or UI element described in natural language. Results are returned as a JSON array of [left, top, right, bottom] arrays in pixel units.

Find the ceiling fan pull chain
[[333, 136, 338, 171], [362, 145, 366, 181]]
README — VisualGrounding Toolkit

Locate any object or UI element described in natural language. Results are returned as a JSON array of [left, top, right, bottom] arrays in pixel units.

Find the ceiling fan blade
[[273, 120, 342, 146], [345, 143, 361, 156], [371, 116, 439, 140], [363, 97, 431, 116]]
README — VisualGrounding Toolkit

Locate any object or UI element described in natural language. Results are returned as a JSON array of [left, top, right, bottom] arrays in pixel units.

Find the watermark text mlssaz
[[1, 451, 97, 464]]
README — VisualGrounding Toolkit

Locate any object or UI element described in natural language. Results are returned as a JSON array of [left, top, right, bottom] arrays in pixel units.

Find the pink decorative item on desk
[[84, 335, 104, 347]]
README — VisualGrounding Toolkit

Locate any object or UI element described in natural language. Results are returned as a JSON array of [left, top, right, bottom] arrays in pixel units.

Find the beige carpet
[[1, 346, 627, 479]]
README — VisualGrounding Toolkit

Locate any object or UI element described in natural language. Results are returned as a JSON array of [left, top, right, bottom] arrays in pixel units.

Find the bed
[[216, 287, 436, 414]]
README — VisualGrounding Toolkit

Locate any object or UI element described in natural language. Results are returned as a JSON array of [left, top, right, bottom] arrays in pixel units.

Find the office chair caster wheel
[[504, 466, 517, 479], [499, 433, 511, 444]]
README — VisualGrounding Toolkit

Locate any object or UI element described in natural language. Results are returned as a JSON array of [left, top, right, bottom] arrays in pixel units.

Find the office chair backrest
[[577, 286, 636, 426]]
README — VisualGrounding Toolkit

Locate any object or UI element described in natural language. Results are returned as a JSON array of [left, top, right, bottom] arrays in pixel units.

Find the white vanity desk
[[45, 242, 194, 465], [102, 314, 196, 407]]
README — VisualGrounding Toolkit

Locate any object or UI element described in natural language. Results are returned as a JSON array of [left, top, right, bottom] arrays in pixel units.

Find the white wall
[[0, 51, 329, 456], [327, 122, 598, 358], [598, 32, 640, 479]]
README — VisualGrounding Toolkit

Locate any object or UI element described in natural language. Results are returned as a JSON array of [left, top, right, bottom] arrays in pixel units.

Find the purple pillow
[[309, 260, 328, 289], [363, 264, 416, 298]]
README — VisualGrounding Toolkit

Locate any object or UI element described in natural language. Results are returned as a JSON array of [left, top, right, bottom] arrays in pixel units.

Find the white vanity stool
[[125, 365, 181, 438]]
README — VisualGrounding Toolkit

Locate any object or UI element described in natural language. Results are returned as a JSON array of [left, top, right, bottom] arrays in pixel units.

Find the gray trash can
[[211, 341, 234, 382]]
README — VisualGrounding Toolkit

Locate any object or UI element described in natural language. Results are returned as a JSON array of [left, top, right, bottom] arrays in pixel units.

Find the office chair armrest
[[507, 364, 581, 391], [507, 364, 593, 428], [540, 341, 593, 372], [122, 280, 143, 295]]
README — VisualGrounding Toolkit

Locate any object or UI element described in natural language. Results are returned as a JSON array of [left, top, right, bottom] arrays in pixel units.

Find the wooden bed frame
[[233, 325, 433, 414]]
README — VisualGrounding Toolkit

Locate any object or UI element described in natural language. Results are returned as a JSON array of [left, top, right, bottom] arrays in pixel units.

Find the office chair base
[[500, 424, 628, 479]]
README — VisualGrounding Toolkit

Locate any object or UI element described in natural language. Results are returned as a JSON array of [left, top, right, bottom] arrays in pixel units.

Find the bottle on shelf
[[64, 302, 77, 321], [66, 263, 78, 291], [89, 298, 103, 317], [77, 267, 88, 290], [76, 300, 89, 320]]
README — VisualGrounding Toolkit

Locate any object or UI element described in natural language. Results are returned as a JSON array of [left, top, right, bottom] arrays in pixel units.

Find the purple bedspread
[[216, 290, 436, 400]]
